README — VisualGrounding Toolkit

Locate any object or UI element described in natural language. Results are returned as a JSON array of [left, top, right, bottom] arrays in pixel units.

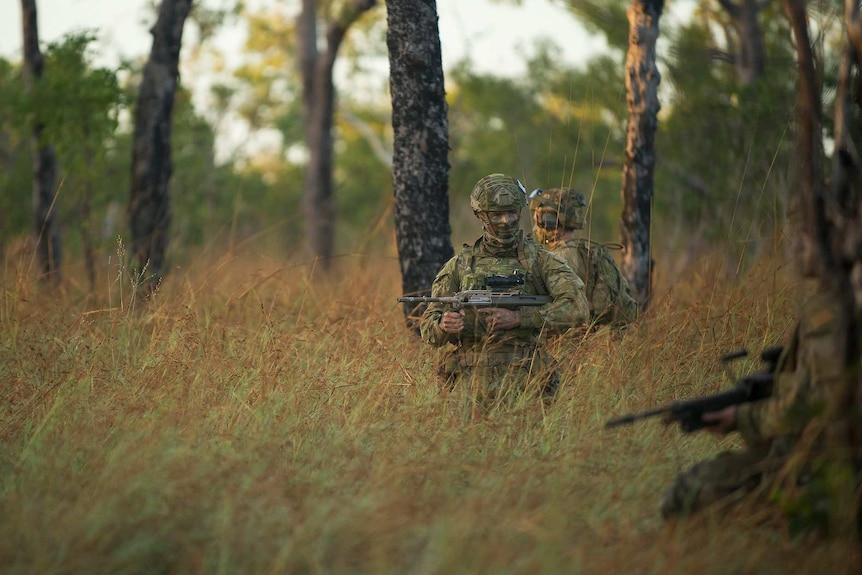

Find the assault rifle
[[604, 345, 784, 432], [397, 291, 551, 310], [398, 273, 551, 310]]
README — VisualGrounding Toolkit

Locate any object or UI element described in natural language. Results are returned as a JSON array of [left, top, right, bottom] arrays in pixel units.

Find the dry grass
[[1, 245, 859, 574]]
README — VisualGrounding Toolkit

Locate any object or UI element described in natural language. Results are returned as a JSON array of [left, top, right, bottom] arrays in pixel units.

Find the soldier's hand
[[701, 405, 737, 435], [477, 308, 521, 331], [440, 310, 465, 334]]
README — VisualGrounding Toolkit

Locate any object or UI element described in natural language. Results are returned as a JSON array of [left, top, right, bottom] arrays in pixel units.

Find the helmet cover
[[470, 173, 528, 213]]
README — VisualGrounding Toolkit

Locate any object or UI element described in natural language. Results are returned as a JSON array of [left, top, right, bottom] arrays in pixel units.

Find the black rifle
[[605, 345, 784, 432], [398, 272, 550, 310]]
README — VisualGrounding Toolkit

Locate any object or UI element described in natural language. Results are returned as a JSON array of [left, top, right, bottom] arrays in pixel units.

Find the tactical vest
[[450, 237, 550, 348], [452, 236, 549, 295]]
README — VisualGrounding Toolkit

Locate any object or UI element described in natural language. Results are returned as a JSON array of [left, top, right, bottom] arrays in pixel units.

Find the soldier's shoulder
[[435, 253, 461, 274], [456, 237, 483, 255], [540, 245, 578, 273], [445, 240, 477, 266], [523, 236, 557, 263]]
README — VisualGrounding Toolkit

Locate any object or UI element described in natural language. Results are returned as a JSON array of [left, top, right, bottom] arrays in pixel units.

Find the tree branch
[[341, 110, 392, 168]]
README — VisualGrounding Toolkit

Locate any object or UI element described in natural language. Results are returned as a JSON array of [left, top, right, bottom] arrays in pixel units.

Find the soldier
[[419, 173, 589, 410], [529, 187, 638, 328], [660, 288, 853, 519]]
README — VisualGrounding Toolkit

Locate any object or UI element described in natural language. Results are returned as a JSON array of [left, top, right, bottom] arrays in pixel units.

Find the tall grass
[[0, 245, 858, 574]]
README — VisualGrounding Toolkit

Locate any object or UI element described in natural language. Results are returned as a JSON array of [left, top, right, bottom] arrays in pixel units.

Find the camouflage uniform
[[529, 187, 638, 327], [420, 174, 589, 407], [660, 289, 849, 517]]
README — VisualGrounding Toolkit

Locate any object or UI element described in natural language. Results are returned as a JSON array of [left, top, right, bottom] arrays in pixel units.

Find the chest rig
[[453, 237, 549, 295], [448, 237, 551, 358]]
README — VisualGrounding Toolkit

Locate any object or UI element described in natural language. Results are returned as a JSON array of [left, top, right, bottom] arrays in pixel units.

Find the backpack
[[568, 239, 638, 326]]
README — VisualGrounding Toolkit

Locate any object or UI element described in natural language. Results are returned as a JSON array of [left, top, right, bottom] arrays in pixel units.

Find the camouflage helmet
[[529, 187, 587, 230], [470, 173, 527, 212]]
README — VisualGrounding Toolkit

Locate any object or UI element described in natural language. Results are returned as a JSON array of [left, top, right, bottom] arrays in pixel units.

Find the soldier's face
[[532, 208, 562, 243], [479, 210, 521, 241], [534, 209, 559, 231]]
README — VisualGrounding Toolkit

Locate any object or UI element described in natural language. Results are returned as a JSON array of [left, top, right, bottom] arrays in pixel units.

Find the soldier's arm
[[736, 293, 843, 444], [420, 258, 458, 346], [520, 251, 589, 333]]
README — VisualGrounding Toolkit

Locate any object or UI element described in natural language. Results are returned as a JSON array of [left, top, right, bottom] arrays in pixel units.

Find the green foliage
[[0, 28, 290, 267], [334, 105, 392, 247], [34, 32, 129, 259], [1, 0, 853, 280], [774, 459, 862, 538], [655, 9, 797, 258], [169, 88, 220, 247], [0, 58, 31, 249], [39, 32, 126, 159], [226, 1, 393, 255], [232, 4, 300, 131]]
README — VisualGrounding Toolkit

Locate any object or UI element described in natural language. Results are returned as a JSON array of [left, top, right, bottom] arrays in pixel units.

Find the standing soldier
[[419, 174, 589, 413], [530, 187, 638, 328]]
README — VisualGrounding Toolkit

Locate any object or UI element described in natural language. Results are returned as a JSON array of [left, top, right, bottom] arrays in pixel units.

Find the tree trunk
[[781, 0, 827, 277], [386, 0, 453, 331], [784, 0, 862, 535], [620, 0, 663, 311], [826, 0, 862, 534], [298, 0, 377, 271], [82, 131, 96, 292], [21, 0, 60, 281], [717, 0, 767, 86], [128, 0, 192, 292]]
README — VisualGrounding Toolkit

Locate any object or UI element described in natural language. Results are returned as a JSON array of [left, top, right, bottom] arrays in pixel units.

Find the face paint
[[481, 210, 520, 238]]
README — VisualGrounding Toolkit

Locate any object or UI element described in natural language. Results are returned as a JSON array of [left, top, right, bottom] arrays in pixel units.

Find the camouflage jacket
[[543, 237, 638, 326], [736, 290, 849, 445], [420, 233, 589, 353]]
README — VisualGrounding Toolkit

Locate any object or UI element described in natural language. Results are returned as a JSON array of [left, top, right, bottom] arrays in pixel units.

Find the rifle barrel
[[605, 404, 673, 428]]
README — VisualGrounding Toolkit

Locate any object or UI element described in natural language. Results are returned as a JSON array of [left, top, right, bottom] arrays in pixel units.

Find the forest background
[[3, 0, 861, 573], [0, 0, 774, 282]]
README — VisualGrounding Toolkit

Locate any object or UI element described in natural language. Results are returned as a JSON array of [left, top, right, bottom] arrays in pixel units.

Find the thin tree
[[620, 0, 663, 311], [781, 0, 825, 278], [298, 0, 377, 270], [385, 0, 453, 330], [829, 3, 862, 490], [128, 0, 193, 292], [21, 0, 60, 281], [716, 0, 769, 86]]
